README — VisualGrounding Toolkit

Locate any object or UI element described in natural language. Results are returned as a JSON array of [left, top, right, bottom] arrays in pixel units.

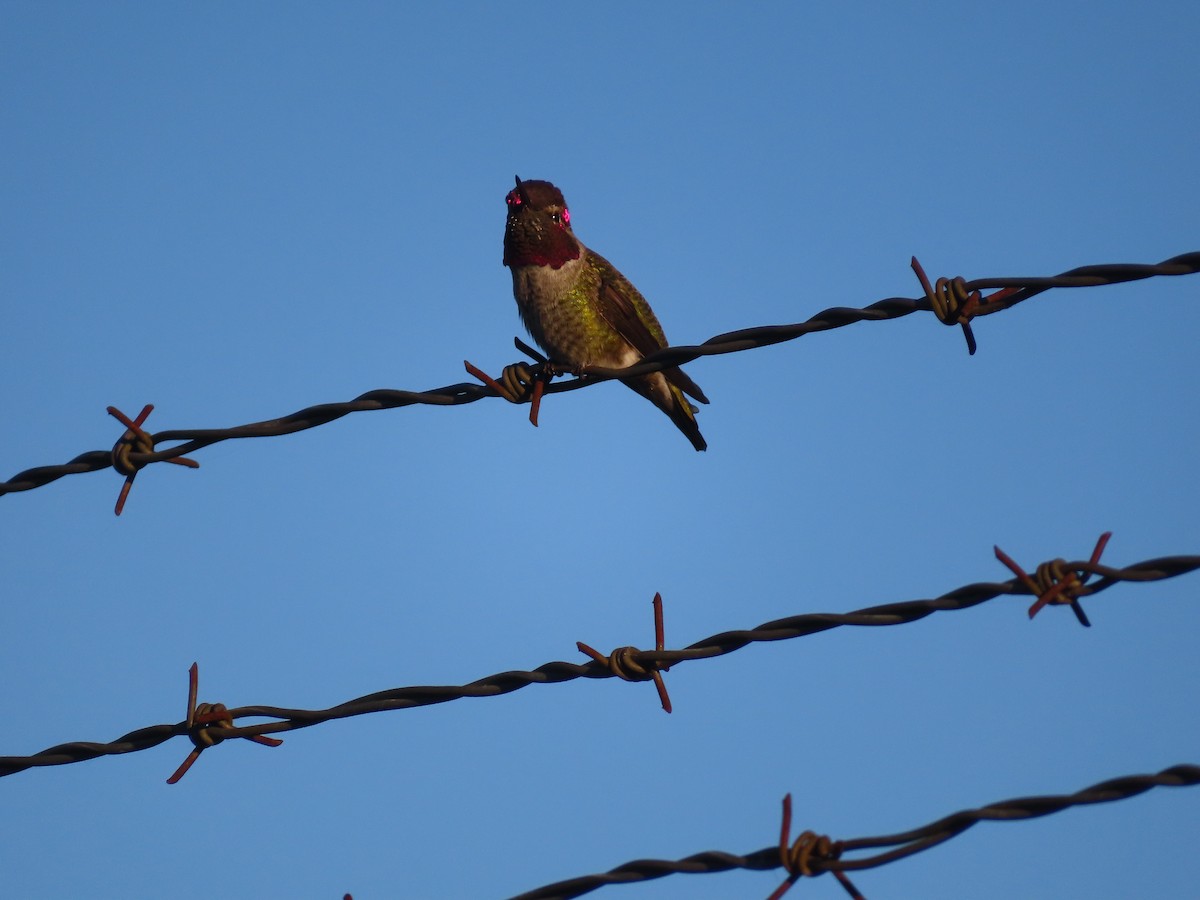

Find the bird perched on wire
[[502, 176, 709, 451]]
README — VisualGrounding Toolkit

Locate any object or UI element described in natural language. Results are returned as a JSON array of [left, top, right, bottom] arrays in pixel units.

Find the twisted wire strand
[[508, 764, 1200, 899], [2, 551, 1194, 778], [2, 252, 1195, 499]]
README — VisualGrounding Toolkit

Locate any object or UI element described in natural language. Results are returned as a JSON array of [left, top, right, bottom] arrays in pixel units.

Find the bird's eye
[[551, 207, 570, 226]]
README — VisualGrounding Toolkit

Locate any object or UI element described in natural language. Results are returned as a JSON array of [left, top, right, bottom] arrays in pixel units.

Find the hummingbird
[[502, 176, 709, 451]]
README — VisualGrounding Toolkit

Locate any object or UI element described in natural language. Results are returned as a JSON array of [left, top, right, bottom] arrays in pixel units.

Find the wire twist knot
[[497, 361, 543, 404], [993, 532, 1112, 627], [926, 275, 979, 329], [110, 410, 156, 478], [1028, 558, 1086, 604], [598, 645, 656, 682], [781, 829, 842, 878], [186, 702, 234, 750], [910, 257, 981, 355]]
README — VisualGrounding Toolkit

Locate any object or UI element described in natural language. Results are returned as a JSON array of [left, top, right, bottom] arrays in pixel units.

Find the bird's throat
[[503, 227, 581, 269]]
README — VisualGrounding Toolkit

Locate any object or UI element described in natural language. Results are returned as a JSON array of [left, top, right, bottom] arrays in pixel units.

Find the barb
[[508, 764, 1200, 899], [577, 592, 673, 713], [465, 338, 553, 427], [768, 794, 861, 900], [107, 404, 199, 515], [165, 663, 283, 784], [909, 255, 1021, 355], [1, 545, 1195, 779], [2, 252, 1195, 505], [994, 532, 1113, 626]]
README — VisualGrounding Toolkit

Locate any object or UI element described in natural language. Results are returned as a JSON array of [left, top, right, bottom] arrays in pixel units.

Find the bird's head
[[503, 176, 581, 269]]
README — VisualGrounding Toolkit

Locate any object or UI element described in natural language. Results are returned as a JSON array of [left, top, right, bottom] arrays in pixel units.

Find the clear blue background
[[2, 3, 1197, 898]]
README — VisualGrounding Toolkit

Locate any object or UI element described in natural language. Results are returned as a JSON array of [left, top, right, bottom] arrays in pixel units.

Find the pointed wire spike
[[185, 662, 199, 727], [833, 871, 866, 900], [168, 664, 205, 783], [780, 793, 794, 855], [994, 544, 1053, 618], [464, 359, 508, 398], [769, 792, 801, 900], [649, 593, 672, 713], [980, 285, 1021, 306], [1064, 531, 1111, 628], [653, 672, 672, 714], [1027, 581, 1069, 618], [107, 403, 155, 432], [514, 335, 547, 364], [994, 544, 1035, 589], [113, 477, 136, 516], [962, 322, 977, 355], [1091, 531, 1113, 564], [576, 641, 605, 665], [166, 748, 202, 784], [910, 256, 934, 298], [529, 377, 544, 426]]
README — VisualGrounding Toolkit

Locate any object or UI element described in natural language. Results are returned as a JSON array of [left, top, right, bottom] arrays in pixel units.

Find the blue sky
[[2, 3, 1197, 898]]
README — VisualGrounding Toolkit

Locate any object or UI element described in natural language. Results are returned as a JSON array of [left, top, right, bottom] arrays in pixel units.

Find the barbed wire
[[508, 764, 1200, 899], [2, 539, 1195, 780], [1, 251, 1195, 511]]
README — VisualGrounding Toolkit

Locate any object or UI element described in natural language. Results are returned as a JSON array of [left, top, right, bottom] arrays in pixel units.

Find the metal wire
[[2, 251, 1195, 503], [1, 548, 1194, 779], [508, 764, 1200, 899]]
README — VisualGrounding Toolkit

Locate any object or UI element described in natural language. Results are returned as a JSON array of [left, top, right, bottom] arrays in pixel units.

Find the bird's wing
[[590, 250, 709, 405], [589, 250, 669, 357]]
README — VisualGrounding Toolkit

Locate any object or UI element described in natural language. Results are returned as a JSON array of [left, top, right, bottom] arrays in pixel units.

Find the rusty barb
[[768, 794, 861, 900], [994, 532, 1113, 627], [107, 404, 198, 515], [577, 592, 673, 713], [910, 256, 1020, 356], [465, 337, 556, 427], [166, 663, 282, 784]]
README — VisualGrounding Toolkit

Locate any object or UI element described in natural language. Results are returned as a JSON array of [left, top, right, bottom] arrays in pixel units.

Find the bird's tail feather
[[623, 374, 707, 452]]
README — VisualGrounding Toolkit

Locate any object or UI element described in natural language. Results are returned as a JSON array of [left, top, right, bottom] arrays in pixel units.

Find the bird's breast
[[509, 256, 614, 367]]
